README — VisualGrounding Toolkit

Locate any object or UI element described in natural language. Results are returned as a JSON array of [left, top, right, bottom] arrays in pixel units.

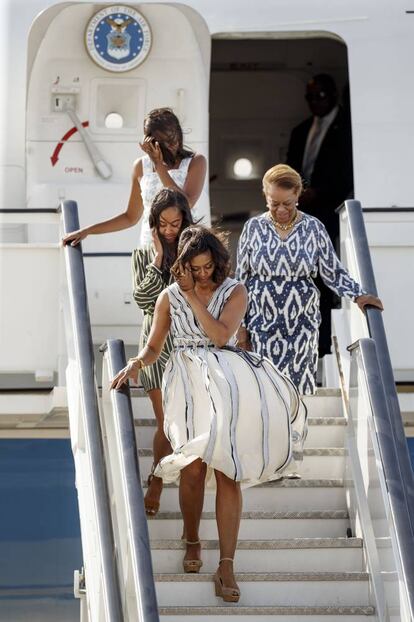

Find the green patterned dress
[[132, 245, 174, 392]]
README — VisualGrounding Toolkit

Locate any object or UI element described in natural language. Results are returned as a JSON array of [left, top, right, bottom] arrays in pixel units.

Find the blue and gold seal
[[85, 5, 151, 72]]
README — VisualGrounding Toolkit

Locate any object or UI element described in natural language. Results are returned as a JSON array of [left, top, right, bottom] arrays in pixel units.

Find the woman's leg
[[214, 470, 242, 590], [144, 388, 172, 513], [148, 388, 172, 463], [179, 459, 207, 563]]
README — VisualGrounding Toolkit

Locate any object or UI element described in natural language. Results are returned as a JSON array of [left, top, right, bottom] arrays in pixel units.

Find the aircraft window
[[105, 112, 124, 129], [233, 158, 253, 179]]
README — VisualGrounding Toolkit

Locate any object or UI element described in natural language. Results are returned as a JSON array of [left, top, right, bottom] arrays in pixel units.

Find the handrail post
[[103, 339, 160, 622], [353, 339, 414, 620], [341, 199, 414, 519], [338, 199, 414, 617], [61, 200, 123, 621]]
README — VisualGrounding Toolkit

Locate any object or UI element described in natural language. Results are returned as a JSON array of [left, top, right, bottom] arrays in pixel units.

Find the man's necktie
[[302, 117, 322, 183]]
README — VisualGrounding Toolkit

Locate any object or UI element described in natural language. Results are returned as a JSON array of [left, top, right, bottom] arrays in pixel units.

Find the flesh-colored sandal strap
[[185, 540, 200, 545], [219, 557, 234, 563]]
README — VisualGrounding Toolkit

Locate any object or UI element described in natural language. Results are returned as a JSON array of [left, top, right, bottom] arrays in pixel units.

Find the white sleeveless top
[[139, 154, 192, 245]]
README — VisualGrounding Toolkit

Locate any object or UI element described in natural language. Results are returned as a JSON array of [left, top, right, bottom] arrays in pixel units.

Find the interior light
[[233, 158, 253, 179], [105, 112, 124, 129]]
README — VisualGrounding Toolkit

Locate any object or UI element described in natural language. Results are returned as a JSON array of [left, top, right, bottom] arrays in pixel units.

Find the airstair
[[1, 199, 414, 621], [132, 386, 374, 621]]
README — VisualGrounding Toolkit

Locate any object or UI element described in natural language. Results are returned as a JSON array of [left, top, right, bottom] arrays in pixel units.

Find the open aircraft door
[[26, 2, 210, 348]]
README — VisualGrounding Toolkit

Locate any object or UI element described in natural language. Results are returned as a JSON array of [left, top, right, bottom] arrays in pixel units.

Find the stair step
[[130, 388, 343, 420], [148, 510, 350, 539], [154, 572, 370, 606], [150, 538, 362, 573], [151, 537, 362, 549], [153, 510, 349, 519], [144, 479, 347, 512], [134, 417, 347, 448], [138, 448, 346, 480], [159, 605, 375, 621], [303, 391, 343, 418], [307, 418, 346, 447], [155, 571, 369, 580]]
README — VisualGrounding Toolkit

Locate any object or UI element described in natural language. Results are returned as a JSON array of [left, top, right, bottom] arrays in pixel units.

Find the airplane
[[1, 1, 413, 620]]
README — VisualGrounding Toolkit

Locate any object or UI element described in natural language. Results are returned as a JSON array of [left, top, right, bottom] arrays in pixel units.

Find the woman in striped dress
[[112, 226, 305, 603], [132, 188, 194, 515]]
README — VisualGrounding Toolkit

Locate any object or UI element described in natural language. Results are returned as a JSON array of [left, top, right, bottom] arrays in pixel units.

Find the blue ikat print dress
[[236, 213, 365, 395]]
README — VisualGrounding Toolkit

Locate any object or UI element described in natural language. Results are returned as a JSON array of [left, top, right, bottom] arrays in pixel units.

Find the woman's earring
[[295, 202, 299, 206]]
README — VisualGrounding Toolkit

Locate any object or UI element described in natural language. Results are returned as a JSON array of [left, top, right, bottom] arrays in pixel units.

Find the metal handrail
[[0, 208, 60, 213], [340, 199, 414, 614], [103, 339, 159, 622], [62, 200, 123, 621]]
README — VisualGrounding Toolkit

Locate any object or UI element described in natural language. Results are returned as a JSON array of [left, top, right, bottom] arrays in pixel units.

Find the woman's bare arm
[[62, 159, 144, 245], [184, 284, 247, 348], [110, 290, 171, 389], [139, 289, 171, 360], [179, 154, 207, 207], [152, 153, 207, 208]]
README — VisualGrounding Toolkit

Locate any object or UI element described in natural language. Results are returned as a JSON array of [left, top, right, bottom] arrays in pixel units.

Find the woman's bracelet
[[130, 358, 145, 369]]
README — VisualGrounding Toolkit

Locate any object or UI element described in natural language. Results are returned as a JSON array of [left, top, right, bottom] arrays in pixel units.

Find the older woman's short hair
[[263, 164, 303, 195], [173, 226, 231, 285]]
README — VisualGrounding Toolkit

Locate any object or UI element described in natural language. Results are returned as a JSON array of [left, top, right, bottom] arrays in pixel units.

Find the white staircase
[[131, 387, 377, 621]]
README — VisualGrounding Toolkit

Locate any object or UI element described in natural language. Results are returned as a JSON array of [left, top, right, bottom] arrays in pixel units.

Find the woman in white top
[[62, 108, 206, 246]]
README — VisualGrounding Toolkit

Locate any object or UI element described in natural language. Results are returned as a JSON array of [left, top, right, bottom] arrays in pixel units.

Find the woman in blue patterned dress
[[236, 164, 383, 395]]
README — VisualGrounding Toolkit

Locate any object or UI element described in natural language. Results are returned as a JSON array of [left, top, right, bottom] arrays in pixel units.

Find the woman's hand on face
[[151, 228, 163, 259], [171, 263, 194, 294], [355, 294, 384, 313], [236, 326, 252, 351], [110, 359, 140, 391], [62, 228, 88, 247], [140, 136, 164, 167]]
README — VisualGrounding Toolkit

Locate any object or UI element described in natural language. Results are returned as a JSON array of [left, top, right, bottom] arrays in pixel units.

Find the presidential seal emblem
[[85, 5, 151, 72]]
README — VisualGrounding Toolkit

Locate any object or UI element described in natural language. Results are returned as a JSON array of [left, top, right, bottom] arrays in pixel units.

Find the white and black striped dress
[[155, 278, 307, 489]]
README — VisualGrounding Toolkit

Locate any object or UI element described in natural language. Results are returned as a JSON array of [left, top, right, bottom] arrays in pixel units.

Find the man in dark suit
[[287, 73, 353, 241], [287, 74, 353, 356]]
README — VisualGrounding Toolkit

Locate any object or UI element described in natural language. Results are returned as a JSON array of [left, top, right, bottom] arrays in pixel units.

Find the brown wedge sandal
[[183, 540, 203, 573], [213, 558, 240, 603], [144, 466, 162, 517]]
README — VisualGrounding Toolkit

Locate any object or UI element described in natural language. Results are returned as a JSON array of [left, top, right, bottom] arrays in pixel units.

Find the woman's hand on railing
[[62, 228, 89, 246], [110, 358, 141, 390], [355, 294, 384, 313]]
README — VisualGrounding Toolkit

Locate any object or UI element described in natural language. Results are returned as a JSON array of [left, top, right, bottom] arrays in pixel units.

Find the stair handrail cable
[[61, 200, 123, 621], [339, 199, 414, 611], [102, 339, 160, 622]]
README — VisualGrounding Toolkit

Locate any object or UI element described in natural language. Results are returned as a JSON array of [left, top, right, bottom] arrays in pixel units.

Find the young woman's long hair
[[173, 226, 231, 285], [143, 108, 194, 168], [148, 188, 194, 282]]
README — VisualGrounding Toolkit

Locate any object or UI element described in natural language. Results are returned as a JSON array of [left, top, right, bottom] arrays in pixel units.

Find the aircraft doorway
[[209, 36, 350, 265]]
